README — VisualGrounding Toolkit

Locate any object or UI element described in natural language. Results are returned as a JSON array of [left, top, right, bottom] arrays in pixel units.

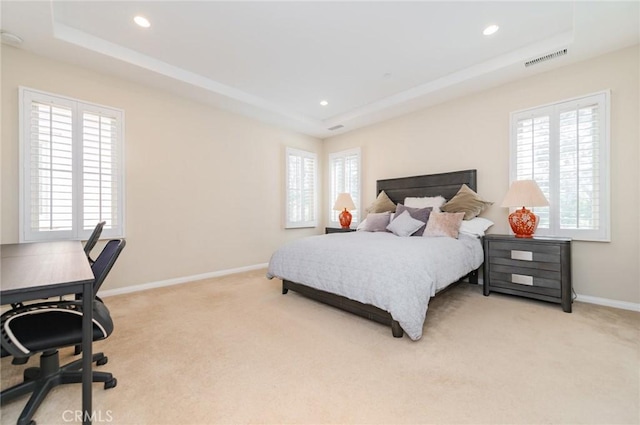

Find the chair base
[[1, 350, 116, 425]]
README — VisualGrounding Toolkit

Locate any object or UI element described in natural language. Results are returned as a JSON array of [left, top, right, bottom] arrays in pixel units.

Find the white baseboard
[[100, 265, 640, 313], [575, 294, 640, 312], [99, 263, 268, 298]]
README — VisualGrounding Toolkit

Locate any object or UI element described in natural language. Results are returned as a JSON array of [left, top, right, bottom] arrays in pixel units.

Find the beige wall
[[323, 45, 640, 305], [1, 46, 322, 290]]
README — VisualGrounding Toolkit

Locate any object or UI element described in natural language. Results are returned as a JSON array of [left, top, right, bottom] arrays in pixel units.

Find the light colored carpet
[[1, 269, 639, 424]]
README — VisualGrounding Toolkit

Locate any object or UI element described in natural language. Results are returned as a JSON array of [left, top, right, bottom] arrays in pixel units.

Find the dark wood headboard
[[376, 169, 477, 205]]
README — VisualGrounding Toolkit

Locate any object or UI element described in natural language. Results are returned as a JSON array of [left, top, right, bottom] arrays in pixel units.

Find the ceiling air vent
[[525, 49, 567, 67], [328, 124, 344, 131]]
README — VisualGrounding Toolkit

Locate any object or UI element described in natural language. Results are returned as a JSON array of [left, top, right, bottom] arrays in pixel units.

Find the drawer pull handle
[[511, 250, 533, 261], [512, 274, 534, 286]]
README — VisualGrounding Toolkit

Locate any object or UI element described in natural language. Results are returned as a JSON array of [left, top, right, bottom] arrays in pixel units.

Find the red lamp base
[[339, 209, 352, 229], [508, 207, 539, 238]]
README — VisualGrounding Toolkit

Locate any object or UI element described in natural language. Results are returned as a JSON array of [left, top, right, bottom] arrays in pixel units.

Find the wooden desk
[[1, 241, 96, 425]]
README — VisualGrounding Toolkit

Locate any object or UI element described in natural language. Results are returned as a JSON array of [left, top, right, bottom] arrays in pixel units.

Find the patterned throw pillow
[[423, 212, 465, 238]]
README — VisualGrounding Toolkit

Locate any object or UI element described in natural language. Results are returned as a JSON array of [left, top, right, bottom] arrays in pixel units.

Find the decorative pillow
[[361, 212, 391, 232], [423, 212, 465, 238], [441, 184, 493, 220], [459, 217, 494, 237], [404, 196, 446, 212], [392, 204, 432, 236], [366, 190, 396, 214], [386, 211, 425, 237]]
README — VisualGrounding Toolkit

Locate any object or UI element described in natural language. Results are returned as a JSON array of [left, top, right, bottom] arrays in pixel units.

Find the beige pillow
[[441, 184, 493, 220], [423, 212, 465, 238], [366, 190, 396, 213]]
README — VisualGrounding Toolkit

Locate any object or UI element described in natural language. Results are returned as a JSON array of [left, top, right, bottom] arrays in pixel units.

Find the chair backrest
[[91, 239, 126, 294], [84, 221, 106, 258]]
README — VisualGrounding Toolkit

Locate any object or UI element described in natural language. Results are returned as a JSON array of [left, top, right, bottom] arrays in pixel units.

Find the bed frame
[[282, 169, 479, 338]]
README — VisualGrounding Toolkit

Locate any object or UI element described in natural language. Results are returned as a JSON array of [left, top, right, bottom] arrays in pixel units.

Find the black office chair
[[0, 239, 125, 425], [84, 221, 106, 265], [73, 239, 126, 355]]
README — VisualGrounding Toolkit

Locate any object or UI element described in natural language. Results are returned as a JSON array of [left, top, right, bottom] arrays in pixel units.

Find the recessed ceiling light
[[483, 24, 499, 36], [134, 16, 151, 28], [320, 100, 329, 106]]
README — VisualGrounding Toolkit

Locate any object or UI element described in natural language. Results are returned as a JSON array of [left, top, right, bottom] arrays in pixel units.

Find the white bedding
[[267, 231, 484, 340]]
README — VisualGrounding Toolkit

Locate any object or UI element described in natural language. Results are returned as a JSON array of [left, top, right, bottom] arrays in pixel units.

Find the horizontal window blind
[[510, 91, 609, 241], [20, 87, 125, 242]]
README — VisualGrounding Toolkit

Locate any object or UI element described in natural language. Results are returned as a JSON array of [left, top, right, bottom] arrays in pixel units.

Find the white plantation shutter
[[510, 91, 609, 241], [285, 147, 317, 228], [28, 100, 75, 238], [82, 110, 122, 233], [329, 148, 361, 226], [20, 87, 125, 242], [514, 111, 552, 228]]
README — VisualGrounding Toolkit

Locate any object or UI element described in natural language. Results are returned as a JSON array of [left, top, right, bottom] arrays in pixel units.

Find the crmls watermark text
[[62, 410, 113, 423]]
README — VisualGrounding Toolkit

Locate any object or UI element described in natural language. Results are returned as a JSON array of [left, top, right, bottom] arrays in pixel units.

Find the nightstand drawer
[[489, 268, 561, 290], [488, 277, 561, 298], [489, 241, 561, 262]]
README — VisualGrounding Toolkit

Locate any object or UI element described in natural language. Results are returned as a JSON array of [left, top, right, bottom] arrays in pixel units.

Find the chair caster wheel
[[104, 378, 117, 389], [23, 367, 41, 381], [96, 356, 108, 366]]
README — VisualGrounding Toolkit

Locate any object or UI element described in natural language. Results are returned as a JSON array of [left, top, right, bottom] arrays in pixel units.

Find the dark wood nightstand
[[325, 227, 356, 234], [483, 234, 572, 312]]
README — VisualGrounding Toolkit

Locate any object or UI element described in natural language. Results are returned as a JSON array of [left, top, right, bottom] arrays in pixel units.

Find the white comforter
[[267, 231, 484, 340]]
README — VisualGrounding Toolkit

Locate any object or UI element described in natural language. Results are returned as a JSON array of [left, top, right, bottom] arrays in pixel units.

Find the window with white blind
[[329, 148, 361, 227], [509, 91, 610, 241], [19, 87, 125, 242], [285, 147, 317, 228]]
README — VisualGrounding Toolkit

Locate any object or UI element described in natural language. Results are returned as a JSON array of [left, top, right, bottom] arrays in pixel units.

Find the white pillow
[[459, 217, 494, 237], [404, 196, 446, 212], [386, 211, 425, 237]]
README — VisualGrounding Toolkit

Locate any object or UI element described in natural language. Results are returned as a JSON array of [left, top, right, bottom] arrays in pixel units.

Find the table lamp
[[333, 193, 356, 229], [500, 180, 549, 238]]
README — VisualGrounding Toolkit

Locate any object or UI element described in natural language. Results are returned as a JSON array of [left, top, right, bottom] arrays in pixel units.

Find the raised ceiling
[[2, 1, 638, 138]]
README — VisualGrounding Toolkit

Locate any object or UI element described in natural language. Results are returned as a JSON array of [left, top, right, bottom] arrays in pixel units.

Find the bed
[[267, 169, 485, 340]]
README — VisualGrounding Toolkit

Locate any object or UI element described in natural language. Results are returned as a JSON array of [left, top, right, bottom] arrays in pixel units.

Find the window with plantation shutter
[[19, 87, 125, 242], [510, 91, 610, 241], [329, 148, 361, 227], [285, 147, 317, 228]]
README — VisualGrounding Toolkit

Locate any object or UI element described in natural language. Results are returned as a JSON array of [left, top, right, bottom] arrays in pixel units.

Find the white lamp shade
[[333, 193, 356, 211], [500, 180, 549, 208]]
